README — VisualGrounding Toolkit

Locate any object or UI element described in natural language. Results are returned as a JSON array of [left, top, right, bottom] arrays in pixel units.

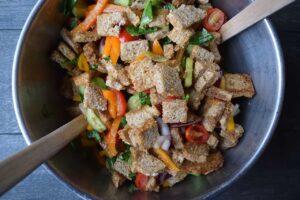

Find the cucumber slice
[[184, 57, 194, 87], [113, 0, 132, 6], [127, 94, 142, 111], [86, 108, 106, 132]]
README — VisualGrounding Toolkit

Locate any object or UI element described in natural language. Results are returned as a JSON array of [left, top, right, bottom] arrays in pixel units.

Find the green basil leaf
[[91, 77, 107, 89], [62, 0, 78, 16], [139, 92, 151, 106], [120, 116, 127, 128], [163, 3, 175, 10], [140, 0, 154, 28], [87, 130, 101, 143], [126, 26, 158, 36], [160, 37, 173, 45], [106, 157, 117, 172], [189, 29, 214, 45]]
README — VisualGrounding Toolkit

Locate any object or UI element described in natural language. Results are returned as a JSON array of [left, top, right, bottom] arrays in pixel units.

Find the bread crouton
[[144, 176, 160, 192], [172, 0, 195, 7], [57, 42, 77, 61], [219, 102, 234, 130], [125, 8, 140, 26], [182, 143, 209, 163], [163, 173, 188, 187], [83, 42, 100, 68], [209, 42, 221, 63], [120, 40, 149, 61], [191, 45, 215, 63], [71, 31, 100, 43], [181, 151, 224, 174], [188, 89, 205, 110], [198, 0, 209, 4], [224, 73, 255, 98], [211, 32, 222, 45], [125, 106, 160, 128], [113, 159, 132, 180], [194, 69, 220, 93], [162, 99, 188, 123], [131, 148, 165, 175], [128, 120, 160, 150], [171, 149, 185, 166], [206, 86, 233, 102], [131, 0, 147, 10], [170, 128, 184, 149], [104, 61, 130, 86], [112, 171, 126, 188], [72, 72, 91, 87], [163, 44, 175, 59], [167, 5, 206, 29], [118, 125, 132, 145], [148, 9, 168, 28], [150, 88, 163, 106], [127, 58, 155, 92], [220, 124, 244, 149], [51, 50, 71, 71], [194, 61, 207, 80], [202, 98, 226, 132], [207, 133, 219, 149], [154, 64, 184, 97], [60, 28, 82, 54], [146, 28, 169, 41], [97, 12, 127, 37], [168, 27, 194, 48], [83, 84, 107, 111]]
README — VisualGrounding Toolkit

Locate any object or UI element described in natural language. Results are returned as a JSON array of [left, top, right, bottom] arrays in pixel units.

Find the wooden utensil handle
[[0, 115, 87, 194], [221, 0, 295, 42]]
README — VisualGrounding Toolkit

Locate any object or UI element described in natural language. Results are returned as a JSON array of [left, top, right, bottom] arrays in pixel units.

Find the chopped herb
[[119, 144, 131, 162], [62, 0, 78, 16], [63, 58, 78, 67], [106, 157, 117, 172], [128, 172, 137, 180], [120, 116, 127, 128], [183, 94, 190, 101], [139, 92, 151, 106], [87, 130, 101, 143], [69, 17, 80, 30], [126, 26, 158, 36], [103, 56, 111, 62], [163, 3, 176, 10], [128, 184, 137, 193], [189, 29, 214, 45], [140, 0, 154, 28], [90, 64, 98, 70], [160, 37, 173, 45], [91, 77, 108, 89]]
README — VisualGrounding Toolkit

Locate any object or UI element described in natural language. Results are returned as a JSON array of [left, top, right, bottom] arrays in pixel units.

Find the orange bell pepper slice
[[106, 116, 122, 157], [72, 0, 109, 33], [102, 90, 117, 119], [103, 36, 120, 64], [154, 148, 180, 172], [103, 37, 112, 58], [152, 40, 164, 56]]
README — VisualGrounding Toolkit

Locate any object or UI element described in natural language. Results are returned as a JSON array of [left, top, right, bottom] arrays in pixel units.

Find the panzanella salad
[[51, 0, 255, 192]]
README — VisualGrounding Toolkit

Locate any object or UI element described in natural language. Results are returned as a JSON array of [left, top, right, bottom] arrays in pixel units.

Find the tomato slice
[[203, 8, 225, 32], [119, 29, 139, 43], [185, 124, 209, 144], [135, 173, 149, 191], [113, 90, 127, 117]]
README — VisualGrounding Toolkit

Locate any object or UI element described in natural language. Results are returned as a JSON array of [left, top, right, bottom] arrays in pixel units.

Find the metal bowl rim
[[12, 0, 285, 199]]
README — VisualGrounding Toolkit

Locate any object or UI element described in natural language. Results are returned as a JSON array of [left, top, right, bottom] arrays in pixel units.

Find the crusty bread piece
[[83, 84, 107, 111], [224, 73, 255, 98], [182, 143, 209, 163]]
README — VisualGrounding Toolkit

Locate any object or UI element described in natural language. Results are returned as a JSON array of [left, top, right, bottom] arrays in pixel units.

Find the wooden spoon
[[0, 115, 87, 194], [0, 0, 295, 195], [221, 0, 295, 42]]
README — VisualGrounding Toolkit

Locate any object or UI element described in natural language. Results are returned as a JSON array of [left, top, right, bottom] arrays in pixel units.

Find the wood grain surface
[[0, 0, 299, 199]]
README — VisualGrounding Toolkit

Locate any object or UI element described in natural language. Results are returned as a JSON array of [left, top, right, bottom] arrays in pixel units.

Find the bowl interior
[[13, 0, 283, 199]]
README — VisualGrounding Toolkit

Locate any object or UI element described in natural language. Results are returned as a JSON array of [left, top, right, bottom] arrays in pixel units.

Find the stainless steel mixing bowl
[[12, 0, 284, 199]]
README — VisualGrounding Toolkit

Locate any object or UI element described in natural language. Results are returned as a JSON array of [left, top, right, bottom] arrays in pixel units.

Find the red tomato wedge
[[203, 8, 226, 32], [135, 173, 149, 191], [185, 124, 209, 144], [119, 29, 139, 43], [113, 90, 127, 117]]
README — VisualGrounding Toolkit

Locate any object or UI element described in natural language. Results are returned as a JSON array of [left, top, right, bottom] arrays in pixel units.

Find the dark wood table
[[0, 0, 299, 199]]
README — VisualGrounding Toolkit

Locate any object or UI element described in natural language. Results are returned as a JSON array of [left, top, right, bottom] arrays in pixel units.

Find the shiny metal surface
[[12, 0, 284, 199]]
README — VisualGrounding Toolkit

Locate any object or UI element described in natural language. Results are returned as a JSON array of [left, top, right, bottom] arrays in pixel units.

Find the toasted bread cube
[[120, 40, 149, 61], [150, 88, 163, 106], [194, 69, 219, 93], [72, 72, 91, 87], [209, 42, 221, 63], [131, 0, 147, 10], [118, 125, 132, 145], [170, 128, 184, 149], [220, 124, 244, 149], [57, 42, 76, 61], [191, 45, 215, 63], [164, 172, 188, 187], [181, 151, 224, 175], [224, 73, 255, 98], [125, 8, 140, 26], [194, 61, 207, 80], [60, 28, 82, 54], [131, 148, 165, 175], [171, 149, 185, 166], [168, 27, 194, 48], [182, 143, 209, 163], [50, 50, 71, 70], [219, 102, 234, 130], [172, 0, 195, 7], [113, 159, 132, 180], [188, 89, 205, 110], [127, 58, 155, 92], [125, 106, 160, 128], [97, 12, 126, 37], [162, 99, 188, 123], [148, 9, 168, 28], [146, 28, 169, 41], [167, 5, 206, 29], [202, 98, 226, 132], [83, 42, 100, 67], [71, 31, 100, 43], [83, 84, 107, 111], [154, 64, 184, 97], [112, 171, 126, 188], [163, 44, 175, 59], [206, 86, 233, 101], [128, 120, 160, 150], [207, 133, 219, 149]]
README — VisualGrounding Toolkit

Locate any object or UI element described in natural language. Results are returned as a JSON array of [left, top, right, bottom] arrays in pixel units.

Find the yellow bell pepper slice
[[78, 53, 90, 72], [154, 148, 180, 173], [227, 116, 236, 132]]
